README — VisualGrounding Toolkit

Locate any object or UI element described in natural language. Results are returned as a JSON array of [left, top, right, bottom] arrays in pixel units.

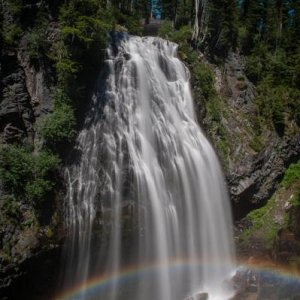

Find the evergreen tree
[[207, 0, 239, 58]]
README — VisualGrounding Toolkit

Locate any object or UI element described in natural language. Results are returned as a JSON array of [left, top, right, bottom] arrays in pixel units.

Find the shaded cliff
[[201, 52, 300, 219]]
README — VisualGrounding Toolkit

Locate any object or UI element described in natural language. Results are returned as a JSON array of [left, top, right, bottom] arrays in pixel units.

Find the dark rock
[[0, 246, 62, 300], [229, 133, 300, 219], [198, 51, 300, 220], [232, 264, 300, 299], [0, 54, 35, 144], [18, 35, 55, 119], [124, 52, 131, 60], [184, 292, 209, 300]]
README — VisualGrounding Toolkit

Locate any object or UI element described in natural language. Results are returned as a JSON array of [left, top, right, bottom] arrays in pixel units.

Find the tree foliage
[[0, 146, 60, 206]]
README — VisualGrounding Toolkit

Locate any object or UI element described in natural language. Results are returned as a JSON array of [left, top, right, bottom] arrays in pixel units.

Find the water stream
[[62, 34, 235, 300]]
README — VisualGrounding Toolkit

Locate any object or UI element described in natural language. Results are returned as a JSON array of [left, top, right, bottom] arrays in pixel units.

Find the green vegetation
[[0, 0, 147, 220], [2, 0, 23, 46], [39, 88, 76, 146], [290, 191, 300, 208], [27, 26, 49, 61], [240, 196, 281, 249], [40, 102, 76, 145], [281, 160, 300, 188], [239, 161, 300, 255], [161, 0, 300, 139], [1, 195, 21, 219], [0, 145, 60, 207], [249, 135, 263, 152], [3, 24, 23, 46], [239, 0, 300, 133]]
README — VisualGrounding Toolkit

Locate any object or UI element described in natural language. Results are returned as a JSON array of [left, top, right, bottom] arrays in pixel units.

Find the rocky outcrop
[[17, 36, 55, 119], [0, 35, 56, 146], [201, 52, 300, 219], [0, 246, 61, 300], [0, 53, 35, 144], [231, 265, 300, 300], [229, 132, 300, 219]]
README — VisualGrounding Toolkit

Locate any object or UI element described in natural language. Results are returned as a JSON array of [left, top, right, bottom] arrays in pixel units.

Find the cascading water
[[62, 34, 235, 300]]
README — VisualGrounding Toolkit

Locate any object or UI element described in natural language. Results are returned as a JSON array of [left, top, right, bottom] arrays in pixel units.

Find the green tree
[[208, 0, 239, 58]]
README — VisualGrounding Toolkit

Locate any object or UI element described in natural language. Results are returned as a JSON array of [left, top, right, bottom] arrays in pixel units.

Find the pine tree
[[207, 0, 239, 58]]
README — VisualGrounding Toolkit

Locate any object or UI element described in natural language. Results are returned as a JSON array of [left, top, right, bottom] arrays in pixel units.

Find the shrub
[[0, 145, 60, 205], [1, 195, 20, 219], [27, 26, 49, 60], [246, 197, 280, 247], [56, 58, 80, 85], [3, 24, 23, 46], [39, 103, 76, 145], [0, 146, 33, 194], [115, 12, 142, 35], [206, 97, 221, 122], [185, 50, 198, 65], [170, 26, 191, 44], [158, 20, 173, 39], [193, 64, 215, 99], [6, 0, 22, 14], [25, 179, 54, 204], [245, 55, 263, 83]]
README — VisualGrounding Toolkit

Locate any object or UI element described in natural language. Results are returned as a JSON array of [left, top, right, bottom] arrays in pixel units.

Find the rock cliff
[[195, 52, 300, 219]]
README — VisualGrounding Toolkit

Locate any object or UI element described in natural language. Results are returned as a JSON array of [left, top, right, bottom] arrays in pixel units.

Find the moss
[[249, 135, 263, 152], [241, 196, 281, 248], [206, 97, 221, 122], [281, 161, 300, 188], [291, 191, 300, 208], [45, 226, 54, 238]]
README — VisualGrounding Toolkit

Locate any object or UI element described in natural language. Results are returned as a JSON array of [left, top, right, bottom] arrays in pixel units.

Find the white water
[[63, 34, 235, 300]]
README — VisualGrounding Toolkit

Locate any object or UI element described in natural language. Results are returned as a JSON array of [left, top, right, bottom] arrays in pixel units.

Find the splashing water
[[62, 34, 235, 300]]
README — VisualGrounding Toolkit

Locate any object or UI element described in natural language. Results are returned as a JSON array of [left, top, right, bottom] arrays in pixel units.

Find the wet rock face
[[231, 266, 300, 300], [184, 292, 209, 300], [17, 35, 55, 120], [229, 133, 300, 219], [0, 246, 61, 300], [0, 54, 35, 144], [1, 27, 56, 146]]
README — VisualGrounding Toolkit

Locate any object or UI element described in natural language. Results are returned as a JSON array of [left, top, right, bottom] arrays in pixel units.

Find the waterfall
[[62, 34, 235, 300]]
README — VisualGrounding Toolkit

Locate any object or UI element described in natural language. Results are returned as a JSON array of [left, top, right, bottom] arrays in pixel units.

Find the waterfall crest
[[63, 34, 235, 300]]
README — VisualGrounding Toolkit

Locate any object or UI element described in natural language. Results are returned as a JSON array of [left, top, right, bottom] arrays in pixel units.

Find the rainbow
[[54, 258, 300, 300]]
